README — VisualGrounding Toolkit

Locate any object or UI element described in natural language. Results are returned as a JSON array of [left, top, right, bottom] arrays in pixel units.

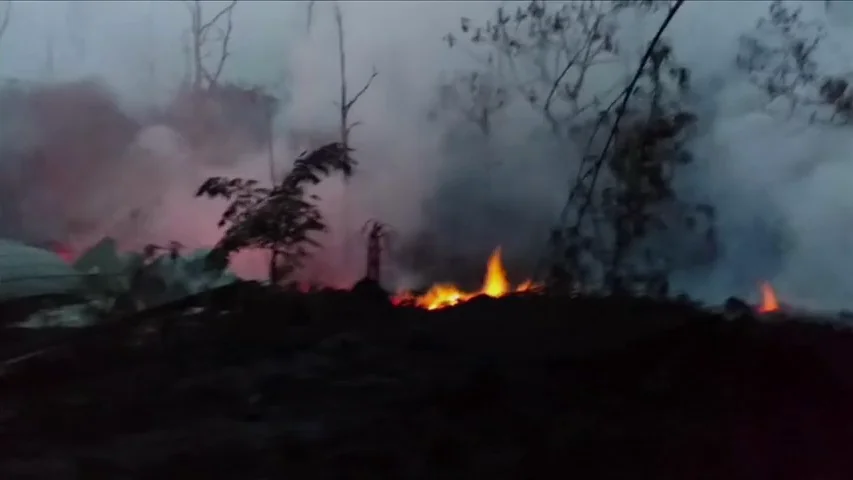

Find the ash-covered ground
[[2, 284, 853, 480]]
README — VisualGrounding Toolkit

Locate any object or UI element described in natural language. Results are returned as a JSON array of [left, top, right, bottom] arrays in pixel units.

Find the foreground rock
[[1, 289, 853, 479]]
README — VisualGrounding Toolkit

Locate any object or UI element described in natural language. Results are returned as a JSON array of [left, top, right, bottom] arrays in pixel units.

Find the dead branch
[[539, 0, 686, 283], [541, 12, 609, 133], [334, 3, 378, 147], [344, 68, 378, 114], [543, 41, 589, 126], [333, 2, 377, 274], [184, 0, 238, 90], [570, 0, 685, 228], [197, 1, 236, 33], [206, 3, 234, 85], [0, 1, 11, 53]]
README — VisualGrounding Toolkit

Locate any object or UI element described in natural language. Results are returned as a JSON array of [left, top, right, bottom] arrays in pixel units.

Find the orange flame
[[758, 281, 779, 313], [394, 247, 540, 310]]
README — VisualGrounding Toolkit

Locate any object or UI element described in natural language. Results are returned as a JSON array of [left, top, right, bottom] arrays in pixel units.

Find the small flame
[[758, 281, 780, 313], [393, 247, 540, 310], [482, 247, 511, 298]]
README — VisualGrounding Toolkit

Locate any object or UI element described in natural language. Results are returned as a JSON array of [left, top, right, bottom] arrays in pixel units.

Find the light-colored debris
[[14, 237, 241, 328]]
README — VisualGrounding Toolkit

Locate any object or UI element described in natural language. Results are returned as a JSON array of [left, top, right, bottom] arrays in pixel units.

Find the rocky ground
[[2, 283, 853, 479]]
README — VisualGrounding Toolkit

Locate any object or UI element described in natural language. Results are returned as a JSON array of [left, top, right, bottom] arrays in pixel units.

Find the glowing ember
[[393, 247, 541, 310], [758, 281, 780, 313], [49, 242, 75, 263]]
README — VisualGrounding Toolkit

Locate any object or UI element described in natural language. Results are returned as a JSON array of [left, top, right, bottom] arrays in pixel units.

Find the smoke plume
[[1, 1, 853, 309]]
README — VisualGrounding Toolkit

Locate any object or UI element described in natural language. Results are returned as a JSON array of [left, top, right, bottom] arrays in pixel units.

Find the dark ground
[[2, 282, 853, 479]]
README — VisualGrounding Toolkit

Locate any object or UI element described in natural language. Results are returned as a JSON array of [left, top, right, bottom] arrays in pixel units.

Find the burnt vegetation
[[195, 142, 356, 284]]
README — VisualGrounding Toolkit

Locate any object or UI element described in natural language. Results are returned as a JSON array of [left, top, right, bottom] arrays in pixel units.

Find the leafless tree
[[304, 2, 377, 151], [183, 0, 237, 91], [328, 3, 377, 276], [332, 3, 377, 151]]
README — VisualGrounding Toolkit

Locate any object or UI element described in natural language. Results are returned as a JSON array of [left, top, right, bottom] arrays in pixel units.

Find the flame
[[393, 247, 541, 310], [758, 281, 780, 313]]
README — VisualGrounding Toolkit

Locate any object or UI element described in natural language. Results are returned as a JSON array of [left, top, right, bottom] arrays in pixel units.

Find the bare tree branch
[[344, 67, 378, 112], [538, 0, 687, 284], [0, 0, 12, 53], [542, 14, 607, 133], [571, 0, 686, 228], [334, 3, 378, 147], [184, 0, 238, 91], [198, 0, 236, 33], [544, 44, 587, 119], [208, 5, 234, 85], [333, 2, 378, 274]]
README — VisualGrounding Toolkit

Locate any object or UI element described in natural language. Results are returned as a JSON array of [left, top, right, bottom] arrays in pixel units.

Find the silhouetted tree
[[547, 0, 717, 296], [360, 219, 394, 283], [196, 142, 356, 284], [439, 0, 712, 295]]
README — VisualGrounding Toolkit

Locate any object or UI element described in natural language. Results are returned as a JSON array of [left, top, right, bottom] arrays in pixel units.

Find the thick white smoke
[[2, 1, 853, 308]]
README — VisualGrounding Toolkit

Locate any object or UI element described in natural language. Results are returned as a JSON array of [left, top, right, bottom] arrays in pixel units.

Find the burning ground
[[391, 248, 541, 310], [3, 282, 853, 479]]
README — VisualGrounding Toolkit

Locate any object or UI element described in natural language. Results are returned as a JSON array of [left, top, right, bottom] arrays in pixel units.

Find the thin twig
[[186, 0, 237, 90], [335, 4, 347, 145], [540, 0, 685, 280], [198, 0, 237, 33], [332, 2, 377, 276], [344, 68, 378, 113], [208, 4, 234, 84], [573, 0, 685, 227], [542, 17, 601, 132]]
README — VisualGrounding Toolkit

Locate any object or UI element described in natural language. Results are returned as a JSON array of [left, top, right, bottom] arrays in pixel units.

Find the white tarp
[[0, 239, 84, 301]]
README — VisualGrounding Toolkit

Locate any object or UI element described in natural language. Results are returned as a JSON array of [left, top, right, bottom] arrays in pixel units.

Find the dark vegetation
[[4, 1, 853, 479], [4, 286, 853, 479], [195, 142, 356, 284], [419, 0, 717, 292]]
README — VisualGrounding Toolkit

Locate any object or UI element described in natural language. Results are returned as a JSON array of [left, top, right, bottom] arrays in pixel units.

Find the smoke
[[2, 1, 853, 309]]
